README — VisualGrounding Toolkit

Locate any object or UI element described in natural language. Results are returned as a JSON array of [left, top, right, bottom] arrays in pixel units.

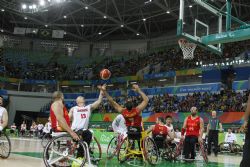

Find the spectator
[[20, 121, 27, 137], [30, 121, 38, 137], [10, 123, 17, 134], [225, 128, 237, 144]]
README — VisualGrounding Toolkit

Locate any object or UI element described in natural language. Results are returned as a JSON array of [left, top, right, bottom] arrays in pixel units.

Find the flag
[[38, 29, 52, 38], [14, 27, 25, 35], [52, 30, 64, 39]]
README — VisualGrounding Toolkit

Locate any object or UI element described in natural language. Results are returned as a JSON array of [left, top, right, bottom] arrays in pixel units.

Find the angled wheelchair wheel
[[0, 131, 11, 159], [43, 134, 87, 167], [143, 137, 159, 165], [42, 133, 52, 148], [107, 136, 118, 159], [163, 142, 177, 161], [90, 136, 102, 163], [231, 144, 241, 154], [117, 137, 129, 163], [174, 141, 183, 160], [199, 142, 208, 164]]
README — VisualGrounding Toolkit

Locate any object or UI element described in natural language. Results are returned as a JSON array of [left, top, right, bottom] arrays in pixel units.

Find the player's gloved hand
[[180, 136, 185, 142], [0, 126, 3, 131], [70, 131, 80, 141]]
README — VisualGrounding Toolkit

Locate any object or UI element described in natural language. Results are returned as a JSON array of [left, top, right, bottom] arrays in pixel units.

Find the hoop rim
[[178, 38, 196, 47]]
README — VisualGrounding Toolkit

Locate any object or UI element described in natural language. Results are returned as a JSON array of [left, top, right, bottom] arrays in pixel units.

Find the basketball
[[100, 69, 111, 80]]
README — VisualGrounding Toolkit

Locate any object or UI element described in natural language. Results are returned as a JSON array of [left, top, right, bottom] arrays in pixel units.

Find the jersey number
[[81, 114, 86, 119]]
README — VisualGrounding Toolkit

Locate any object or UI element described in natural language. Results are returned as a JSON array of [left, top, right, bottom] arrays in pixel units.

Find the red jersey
[[121, 108, 142, 127], [186, 116, 201, 137], [152, 124, 168, 137], [50, 104, 70, 132]]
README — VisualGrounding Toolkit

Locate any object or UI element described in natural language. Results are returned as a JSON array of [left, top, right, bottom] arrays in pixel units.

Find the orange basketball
[[100, 69, 111, 80]]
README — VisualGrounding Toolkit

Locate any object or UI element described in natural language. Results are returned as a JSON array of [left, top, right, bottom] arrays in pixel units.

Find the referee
[[240, 94, 250, 167], [207, 110, 222, 156]]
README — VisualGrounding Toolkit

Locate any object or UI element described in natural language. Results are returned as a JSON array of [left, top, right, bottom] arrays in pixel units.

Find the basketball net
[[178, 38, 197, 60]]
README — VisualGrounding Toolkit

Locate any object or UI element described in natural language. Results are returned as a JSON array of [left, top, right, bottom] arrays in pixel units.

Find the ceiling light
[[98, 32, 102, 35], [39, 0, 45, 6], [103, 15, 107, 19], [85, 6, 88, 9], [33, 4, 37, 9], [1, 9, 5, 12], [55, 0, 61, 3], [142, 18, 146, 21], [29, 5, 33, 9], [166, 10, 170, 14], [81, 24, 84, 27], [24, 17, 28, 20], [22, 4, 27, 9], [0, 29, 3, 33], [189, 5, 192, 8], [64, 32, 67, 35], [120, 24, 124, 27], [136, 33, 140, 36], [32, 30, 36, 33], [63, 15, 67, 19], [45, 24, 48, 27]]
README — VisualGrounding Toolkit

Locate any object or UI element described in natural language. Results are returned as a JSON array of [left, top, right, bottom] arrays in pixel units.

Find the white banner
[[52, 30, 64, 39], [14, 27, 26, 35]]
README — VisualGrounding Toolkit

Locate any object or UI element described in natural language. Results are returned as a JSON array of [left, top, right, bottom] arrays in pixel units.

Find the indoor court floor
[[1, 138, 242, 167]]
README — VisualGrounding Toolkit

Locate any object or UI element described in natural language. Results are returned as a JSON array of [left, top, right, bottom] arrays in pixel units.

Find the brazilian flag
[[38, 29, 52, 38]]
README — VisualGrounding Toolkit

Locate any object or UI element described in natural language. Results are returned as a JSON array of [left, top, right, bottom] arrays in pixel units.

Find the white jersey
[[37, 124, 44, 131], [0, 106, 6, 124], [225, 132, 237, 143], [112, 114, 127, 134], [71, 105, 92, 131]]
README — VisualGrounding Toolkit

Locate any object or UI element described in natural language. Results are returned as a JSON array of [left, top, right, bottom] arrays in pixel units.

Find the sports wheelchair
[[174, 139, 208, 163], [0, 131, 11, 159], [117, 126, 159, 165], [153, 134, 177, 161], [43, 131, 102, 167], [219, 142, 242, 154]]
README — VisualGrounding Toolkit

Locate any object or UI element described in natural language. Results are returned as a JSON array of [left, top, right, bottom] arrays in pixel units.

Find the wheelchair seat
[[153, 134, 166, 149], [127, 126, 142, 140]]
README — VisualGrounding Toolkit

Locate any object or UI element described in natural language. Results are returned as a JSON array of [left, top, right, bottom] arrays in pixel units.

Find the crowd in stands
[[1, 40, 250, 81], [9, 120, 51, 138], [96, 90, 249, 113]]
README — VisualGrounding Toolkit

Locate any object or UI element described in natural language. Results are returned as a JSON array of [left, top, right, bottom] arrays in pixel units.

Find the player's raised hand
[[97, 84, 107, 92], [132, 84, 140, 92]]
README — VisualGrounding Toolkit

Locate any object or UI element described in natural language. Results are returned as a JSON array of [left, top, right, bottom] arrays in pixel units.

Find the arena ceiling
[[0, 0, 250, 42]]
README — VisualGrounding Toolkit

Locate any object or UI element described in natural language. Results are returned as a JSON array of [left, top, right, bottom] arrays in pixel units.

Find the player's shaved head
[[76, 96, 85, 106], [212, 110, 217, 117], [52, 91, 64, 102]]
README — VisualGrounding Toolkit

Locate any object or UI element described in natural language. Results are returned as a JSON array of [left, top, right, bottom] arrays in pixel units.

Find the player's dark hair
[[158, 117, 165, 123], [165, 115, 172, 120]]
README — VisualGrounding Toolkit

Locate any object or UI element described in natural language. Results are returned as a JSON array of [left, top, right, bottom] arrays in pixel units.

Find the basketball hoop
[[178, 38, 197, 60]]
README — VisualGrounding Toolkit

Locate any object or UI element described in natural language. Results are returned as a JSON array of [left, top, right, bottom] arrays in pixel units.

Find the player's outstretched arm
[[133, 84, 149, 112], [199, 118, 204, 142], [90, 90, 103, 111], [98, 85, 124, 113]]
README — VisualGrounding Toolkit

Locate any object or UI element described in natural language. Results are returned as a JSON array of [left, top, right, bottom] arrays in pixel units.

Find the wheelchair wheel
[[219, 142, 230, 152], [89, 136, 102, 163], [174, 141, 183, 159], [43, 134, 87, 167], [199, 142, 208, 164], [117, 137, 129, 163], [143, 137, 159, 165], [107, 136, 118, 159], [0, 132, 11, 159], [163, 143, 177, 160], [231, 144, 241, 154], [42, 133, 52, 148]]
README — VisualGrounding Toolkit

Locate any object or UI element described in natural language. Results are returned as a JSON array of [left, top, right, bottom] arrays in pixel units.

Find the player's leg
[[240, 139, 250, 167], [207, 131, 212, 155], [190, 137, 198, 159], [214, 131, 219, 156], [183, 136, 191, 159]]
